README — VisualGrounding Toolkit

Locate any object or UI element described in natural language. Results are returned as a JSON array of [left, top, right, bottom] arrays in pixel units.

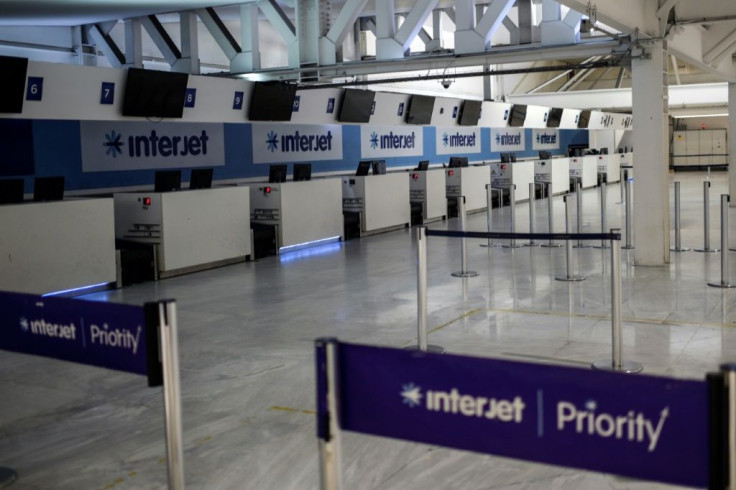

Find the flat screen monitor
[[249, 81, 297, 121], [154, 170, 181, 192], [538, 151, 552, 160], [405, 95, 435, 125], [600, 147, 609, 155], [510, 153, 517, 162], [415, 160, 429, 171], [33, 176, 65, 202], [448, 157, 468, 168], [547, 108, 563, 128], [0, 56, 28, 113], [356, 160, 372, 176], [337, 89, 375, 123], [0, 178, 24, 204], [268, 164, 287, 183], [293, 163, 312, 181], [189, 168, 213, 189], [458, 100, 482, 126], [500, 153, 511, 163], [508, 104, 527, 127], [578, 110, 591, 129], [372, 160, 386, 175], [122, 68, 189, 118]]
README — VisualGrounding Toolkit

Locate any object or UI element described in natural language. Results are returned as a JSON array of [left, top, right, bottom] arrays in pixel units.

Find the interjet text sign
[[0, 290, 149, 376], [334, 343, 709, 488], [252, 123, 343, 164], [360, 125, 423, 159], [532, 129, 560, 150], [436, 127, 481, 156], [490, 128, 525, 152], [80, 121, 225, 172]]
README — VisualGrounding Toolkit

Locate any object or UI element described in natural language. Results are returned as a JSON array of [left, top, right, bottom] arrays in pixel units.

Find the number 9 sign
[[233, 91, 244, 110]]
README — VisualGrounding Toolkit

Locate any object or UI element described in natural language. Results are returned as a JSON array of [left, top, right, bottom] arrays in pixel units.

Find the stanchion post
[[619, 169, 625, 203], [708, 195, 735, 288], [671, 181, 690, 252], [526, 182, 539, 246], [541, 182, 562, 248], [417, 227, 428, 350], [556, 195, 585, 282], [158, 300, 185, 490], [722, 363, 736, 488], [318, 339, 343, 490], [622, 178, 634, 250], [574, 181, 591, 248], [504, 185, 523, 249], [592, 230, 642, 373], [480, 184, 500, 248], [696, 180, 719, 252], [452, 196, 479, 277], [595, 183, 609, 249]]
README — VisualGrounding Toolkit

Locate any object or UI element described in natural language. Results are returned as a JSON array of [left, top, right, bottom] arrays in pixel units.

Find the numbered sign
[[100, 82, 115, 105], [26, 77, 43, 101], [397, 102, 404, 116], [233, 91, 244, 110], [452, 106, 458, 118], [184, 88, 196, 108], [293, 95, 301, 112], [370, 101, 376, 115], [326, 97, 335, 114]]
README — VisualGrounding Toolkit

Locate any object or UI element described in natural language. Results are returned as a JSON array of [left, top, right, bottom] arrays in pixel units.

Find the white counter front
[[409, 169, 446, 223], [343, 173, 410, 236], [446, 165, 491, 212]]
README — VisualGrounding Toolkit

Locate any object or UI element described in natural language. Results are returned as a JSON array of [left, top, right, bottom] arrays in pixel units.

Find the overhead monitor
[[337, 89, 375, 123], [189, 168, 213, 189], [248, 81, 297, 121], [0, 56, 28, 113], [578, 110, 591, 129], [546, 108, 563, 128], [458, 100, 482, 126], [356, 160, 372, 176], [0, 178, 24, 204], [508, 104, 527, 127], [268, 164, 288, 183], [154, 170, 182, 192], [415, 160, 429, 171], [372, 160, 386, 175], [293, 163, 312, 181], [33, 176, 65, 202], [122, 68, 189, 118], [405, 95, 435, 125]]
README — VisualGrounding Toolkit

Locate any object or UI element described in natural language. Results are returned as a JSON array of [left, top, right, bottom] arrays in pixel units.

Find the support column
[[123, 19, 143, 68], [425, 9, 444, 51], [172, 12, 200, 74], [730, 82, 736, 205], [232, 3, 261, 72], [631, 40, 670, 265]]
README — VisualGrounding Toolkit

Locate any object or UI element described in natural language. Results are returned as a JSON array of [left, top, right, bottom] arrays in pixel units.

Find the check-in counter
[[409, 169, 446, 224], [569, 156, 598, 189], [0, 198, 117, 295], [114, 186, 251, 279], [597, 154, 621, 183], [445, 165, 492, 212], [489, 159, 535, 201], [248, 179, 343, 252], [342, 173, 410, 236], [534, 157, 570, 195]]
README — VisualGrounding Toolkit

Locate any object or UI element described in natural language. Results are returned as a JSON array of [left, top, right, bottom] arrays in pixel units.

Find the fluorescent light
[[673, 113, 728, 119]]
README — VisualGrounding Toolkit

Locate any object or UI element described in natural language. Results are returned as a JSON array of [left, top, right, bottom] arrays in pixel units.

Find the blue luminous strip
[[279, 236, 341, 254], [41, 282, 111, 297]]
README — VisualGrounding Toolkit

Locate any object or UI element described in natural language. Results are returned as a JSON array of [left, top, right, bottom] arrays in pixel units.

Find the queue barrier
[[0, 290, 184, 489], [316, 338, 733, 489]]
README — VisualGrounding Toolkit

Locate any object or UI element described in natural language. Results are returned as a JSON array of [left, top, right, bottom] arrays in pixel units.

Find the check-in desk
[[534, 157, 570, 196], [445, 165, 492, 214], [248, 179, 343, 252], [569, 156, 598, 189], [0, 198, 116, 295], [597, 154, 621, 183], [114, 187, 251, 279], [409, 169, 446, 224], [490, 159, 534, 202], [342, 173, 410, 236]]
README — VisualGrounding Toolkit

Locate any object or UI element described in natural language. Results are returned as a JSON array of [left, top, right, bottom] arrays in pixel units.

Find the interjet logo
[[102, 129, 210, 158], [536, 132, 557, 145], [443, 132, 477, 148], [369, 130, 416, 150], [265, 129, 334, 153], [20, 316, 77, 341], [495, 132, 522, 146]]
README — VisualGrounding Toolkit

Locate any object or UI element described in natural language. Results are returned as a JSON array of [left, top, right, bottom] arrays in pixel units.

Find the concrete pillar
[[730, 82, 736, 205], [631, 40, 670, 265], [123, 19, 143, 68], [172, 12, 200, 74]]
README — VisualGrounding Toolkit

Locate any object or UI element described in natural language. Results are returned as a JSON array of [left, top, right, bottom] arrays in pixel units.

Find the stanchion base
[[593, 244, 610, 249], [707, 281, 736, 288], [573, 244, 593, 249], [540, 243, 564, 248], [694, 248, 719, 253], [730, 248, 736, 252], [591, 360, 643, 373], [0, 467, 17, 488], [524, 242, 541, 247], [451, 271, 479, 277], [622, 246, 635, 250], [670, 247, 691, 252], [555, 275, 586, 282], [502, 244, 524, 249], [405, 345, 445, 353], [479, 242, 502, 248]]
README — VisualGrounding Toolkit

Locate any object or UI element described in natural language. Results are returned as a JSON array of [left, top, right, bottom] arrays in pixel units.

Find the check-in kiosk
[[113, 186, 251, 279], [445, 165, 491, 216], [248, 179, 343, 253], [342, 173, 411, 237], [569, 155, 598, 189], [597, 151, 621, 183], [534, 156, 570, 196], [0, 198, 117, 295], [409, 168, 446, 224], [490, 159, 535, 202]]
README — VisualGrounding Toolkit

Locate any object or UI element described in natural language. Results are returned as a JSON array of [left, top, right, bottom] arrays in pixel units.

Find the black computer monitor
[[356, 160, 372, 176], [189, 168, 213, 189], [509, 153, 517, 163], [415, 160, 429, 171], [600, 148, 609, 155], [268, 164, 288, 183], [538, 151, 551, 160], [448, 157, 468, 168], [33, 176, 65, 202], [372, 160, 386, 175], [500, 153, 511, 163], [0, 178, 24, 204], [293, 163, 312, 181], [154, 170, 182, 192]]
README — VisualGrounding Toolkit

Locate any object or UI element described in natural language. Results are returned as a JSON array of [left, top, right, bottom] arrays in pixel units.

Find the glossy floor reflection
[[1, 171, 735, 489]]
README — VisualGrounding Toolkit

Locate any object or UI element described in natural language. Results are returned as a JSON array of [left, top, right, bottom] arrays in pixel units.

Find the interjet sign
[[80, 121, 225, 172], [532, 129, 560, 150], [436, 127, 481, 156], [252, 123, 343, 164], [361, 125, 424, 158], [491, 128, 525, 152]]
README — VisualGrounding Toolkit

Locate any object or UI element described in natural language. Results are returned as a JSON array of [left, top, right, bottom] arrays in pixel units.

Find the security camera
[[441, 80, 452, 89]]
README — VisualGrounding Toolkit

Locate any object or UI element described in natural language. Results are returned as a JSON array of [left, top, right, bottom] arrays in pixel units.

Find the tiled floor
[[1, 170, 735, 489]]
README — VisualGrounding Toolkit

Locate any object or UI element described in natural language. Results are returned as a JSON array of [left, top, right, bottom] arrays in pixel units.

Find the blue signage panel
[[330, 343, 709, 488], [0, 290, 149, 376]]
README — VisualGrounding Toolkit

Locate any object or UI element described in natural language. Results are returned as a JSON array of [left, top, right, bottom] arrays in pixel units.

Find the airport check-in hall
[[2, 1, 736, 489]]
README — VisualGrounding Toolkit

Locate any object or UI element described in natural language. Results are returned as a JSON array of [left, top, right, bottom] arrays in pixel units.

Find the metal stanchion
[[592, 229, 643, 373], [452, 196, 479, 277], [480, 184, 501, 248], [411, 227, 444, 352], [556, 195, 585, 282], [318, 339, 343, 490], [722, 363, 736, 489], [618, 169, 625, 204], [708, 195, 735, 288], [594, 183, 609, 249], [0, 468, 17, 488], [622, 178, 634, 250], [541, 182, 562, 248], [574, 181, 591, 248], [695, 180, 719, 252], [503, 185, 523, 249], [158, 300, 185, 490], [526, 182, 539, 247], [670, 181, 690, 252]]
